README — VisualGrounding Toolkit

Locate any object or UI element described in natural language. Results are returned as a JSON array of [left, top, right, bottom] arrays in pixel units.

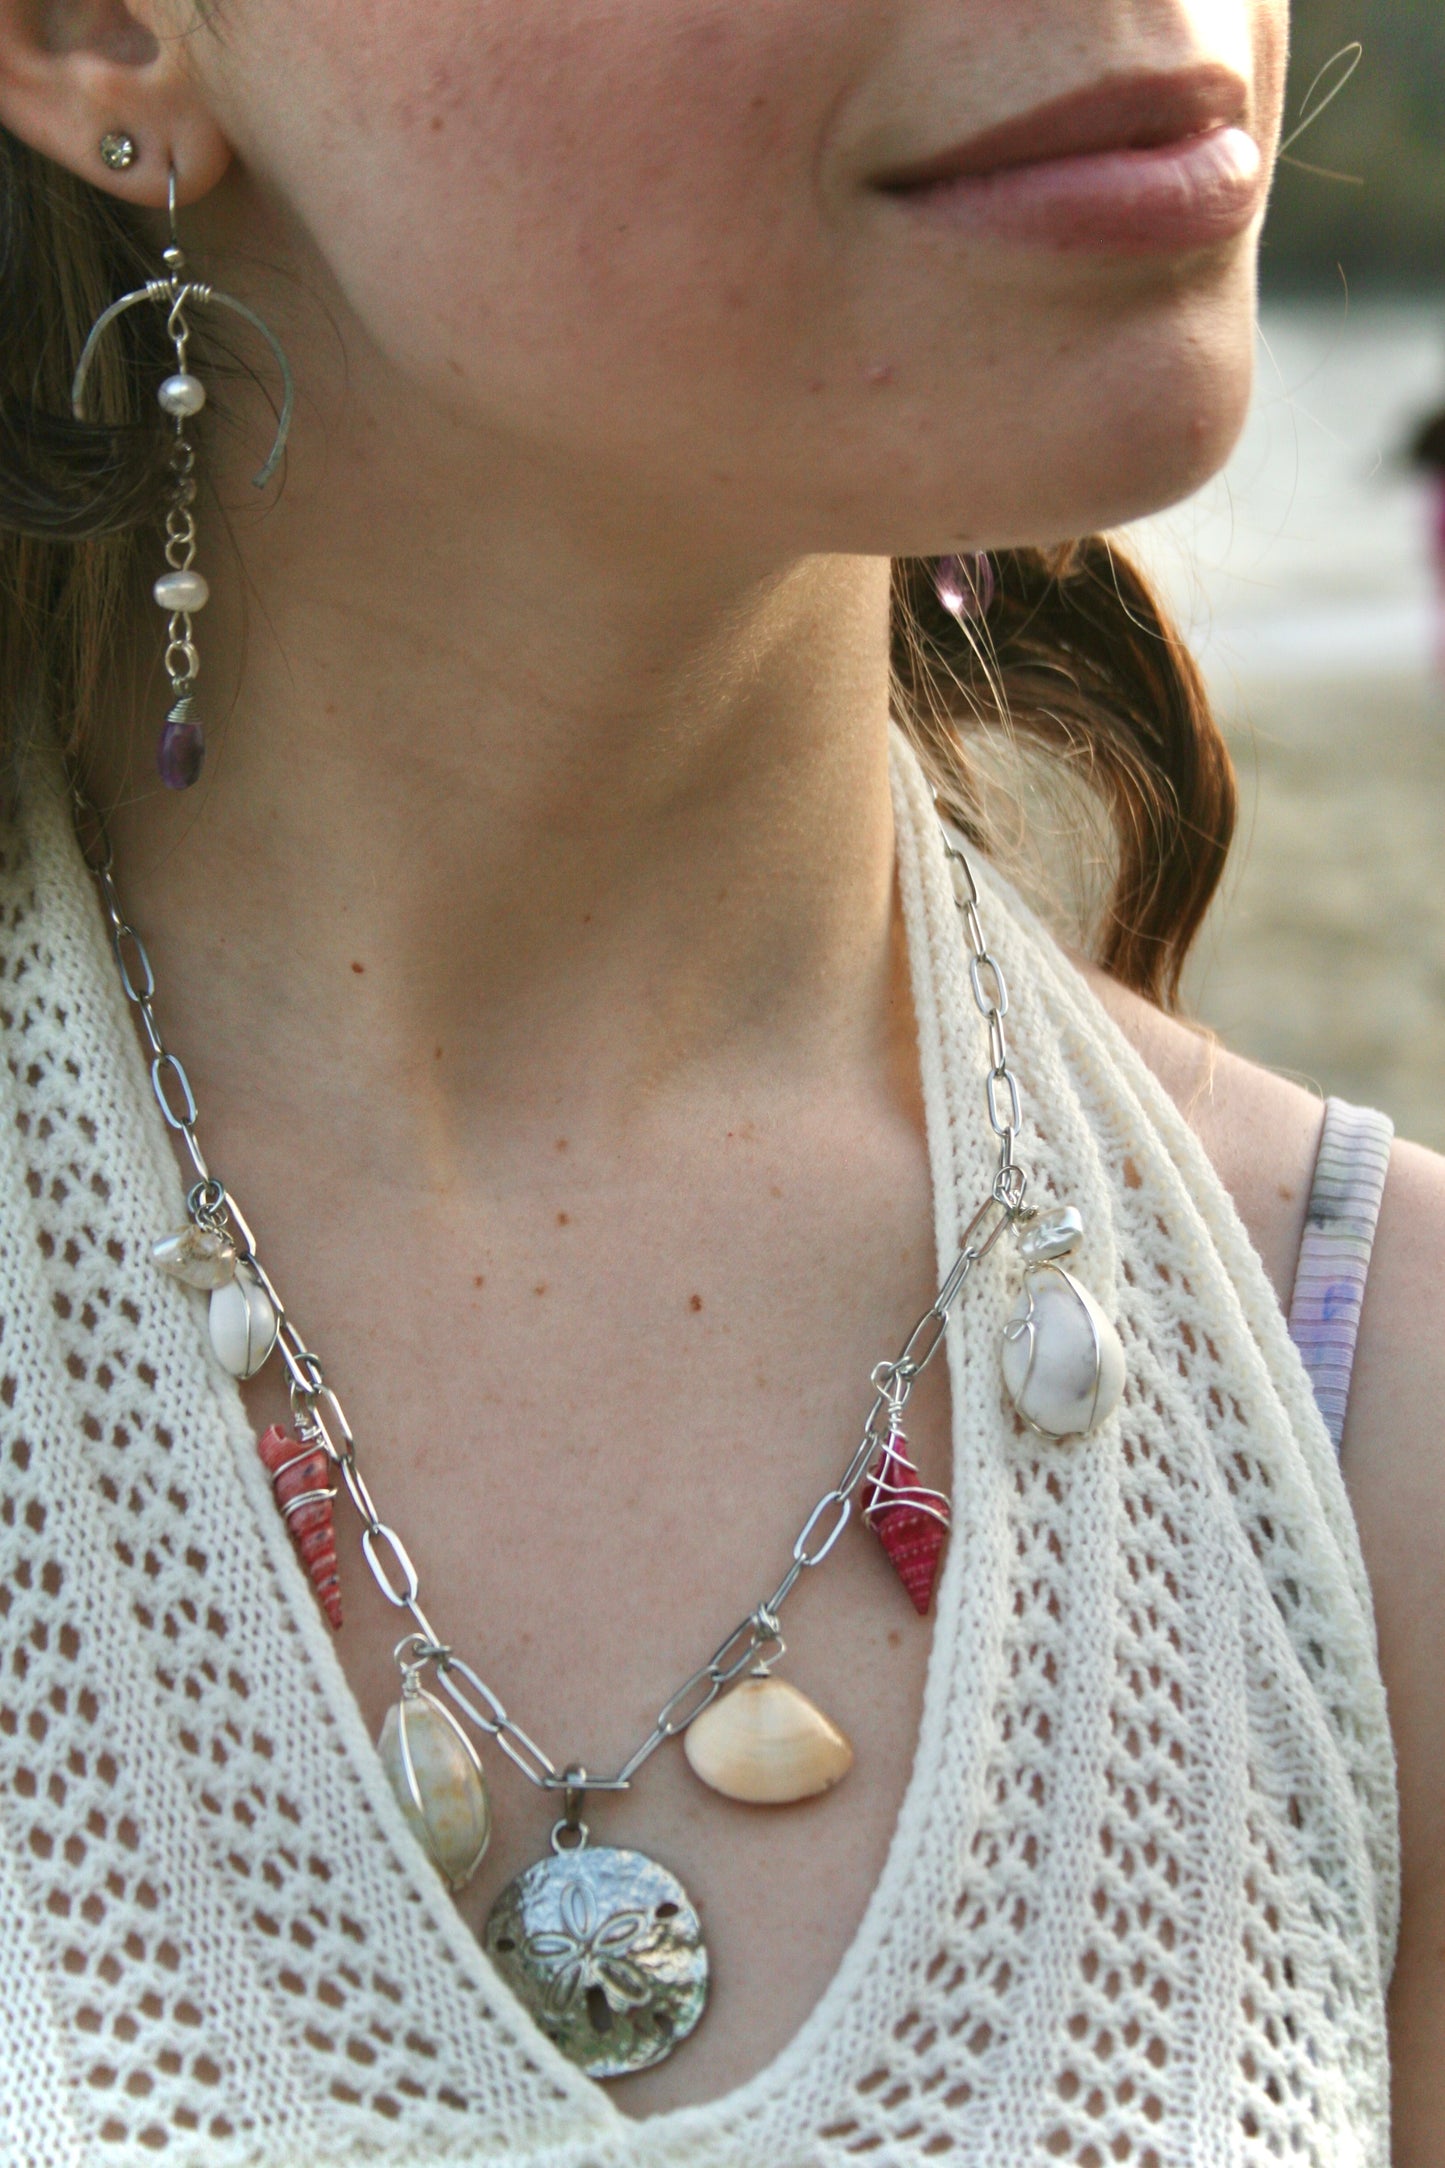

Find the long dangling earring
[[73, 163, 296, 790]]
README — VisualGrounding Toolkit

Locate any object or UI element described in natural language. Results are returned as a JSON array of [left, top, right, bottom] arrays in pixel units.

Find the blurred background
[[1130, 0, 1445, 1147]]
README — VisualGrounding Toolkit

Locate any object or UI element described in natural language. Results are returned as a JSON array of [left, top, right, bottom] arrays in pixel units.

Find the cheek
[[226, 3, 856, 422]]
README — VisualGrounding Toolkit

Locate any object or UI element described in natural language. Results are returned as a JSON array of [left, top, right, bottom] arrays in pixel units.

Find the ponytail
[[892, 543, 1237, 1009]]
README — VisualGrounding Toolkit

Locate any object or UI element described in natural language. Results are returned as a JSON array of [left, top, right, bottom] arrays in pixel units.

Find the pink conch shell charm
[[258, 1424, 343, 1629], [863, 1424, 952, 1616]]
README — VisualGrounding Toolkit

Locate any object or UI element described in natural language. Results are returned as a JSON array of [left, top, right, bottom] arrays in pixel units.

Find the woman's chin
[[885, 310, 1258, 554]]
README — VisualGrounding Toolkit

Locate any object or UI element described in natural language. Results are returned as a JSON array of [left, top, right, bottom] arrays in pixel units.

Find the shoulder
[[1075, 960, 1326, 1311]]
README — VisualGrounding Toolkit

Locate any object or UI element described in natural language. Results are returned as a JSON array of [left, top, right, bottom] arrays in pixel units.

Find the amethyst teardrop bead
[[157, 712, 206, 791]]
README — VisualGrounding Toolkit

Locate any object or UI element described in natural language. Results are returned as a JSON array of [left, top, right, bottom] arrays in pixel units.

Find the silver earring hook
[[70, 170, 296, 492]]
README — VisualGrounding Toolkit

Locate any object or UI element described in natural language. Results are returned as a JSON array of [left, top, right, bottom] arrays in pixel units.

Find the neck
[[95, 299, 902, 1168]]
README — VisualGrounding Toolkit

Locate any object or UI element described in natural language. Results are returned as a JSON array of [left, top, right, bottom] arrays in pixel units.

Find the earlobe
[[0, 0, 230, 207]]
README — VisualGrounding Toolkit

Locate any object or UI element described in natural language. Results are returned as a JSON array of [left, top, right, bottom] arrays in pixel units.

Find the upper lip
[[873, 64, 1252, 191]]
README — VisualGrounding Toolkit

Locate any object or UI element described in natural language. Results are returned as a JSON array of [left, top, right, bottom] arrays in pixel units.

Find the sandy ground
[[1132, 299, 1445, 1153], [1186, 666, 1445, 1151]]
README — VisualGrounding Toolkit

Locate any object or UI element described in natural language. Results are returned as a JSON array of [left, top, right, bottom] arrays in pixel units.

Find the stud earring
[[72, 168, 295, 790], [99, 133, 139, 173]]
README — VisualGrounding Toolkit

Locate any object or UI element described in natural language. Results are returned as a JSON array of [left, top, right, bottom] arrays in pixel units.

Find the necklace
[[77, 790, 1126, 2080]]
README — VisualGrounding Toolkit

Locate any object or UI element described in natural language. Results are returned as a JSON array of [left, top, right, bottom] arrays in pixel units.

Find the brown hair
[[1, 133, 1236, 1009]]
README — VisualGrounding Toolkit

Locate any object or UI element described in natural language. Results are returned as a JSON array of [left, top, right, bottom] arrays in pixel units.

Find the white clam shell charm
[[683, 1677, 854, 1806], [153, 1223, 238, 1290], [379, 1690, 492, 1889], [1001, 1260, 1126, 1440], [208, 1263, 280, 1379]]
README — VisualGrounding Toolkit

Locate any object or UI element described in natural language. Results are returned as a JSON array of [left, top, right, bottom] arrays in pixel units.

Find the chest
[[230, 1104, 955, 2114]]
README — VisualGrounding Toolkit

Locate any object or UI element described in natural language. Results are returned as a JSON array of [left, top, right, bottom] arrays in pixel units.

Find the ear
[[0, 0, 230, 206]]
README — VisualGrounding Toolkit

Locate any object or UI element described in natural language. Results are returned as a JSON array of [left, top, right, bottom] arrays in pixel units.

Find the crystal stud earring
[[99, 133, 139, 173], [72, 168, 295, 790]]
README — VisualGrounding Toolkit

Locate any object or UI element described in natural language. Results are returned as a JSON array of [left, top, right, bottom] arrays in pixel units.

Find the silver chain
[[77, 794, 1030, 1797]]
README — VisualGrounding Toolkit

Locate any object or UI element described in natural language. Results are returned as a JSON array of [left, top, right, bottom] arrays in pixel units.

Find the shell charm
[[209, 1263, 280, 1378], [257, 1424, 343, 1629], [1001, 1209, 1126, 1440], [684, 1675, 854, 1806], [153, 1223, 238, 1290], [485, 1842, 708, 2079], [862, 1422, 952, 1615], [379, 1683, 492, 1889]]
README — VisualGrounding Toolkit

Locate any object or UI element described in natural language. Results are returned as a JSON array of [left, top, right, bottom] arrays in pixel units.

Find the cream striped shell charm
[[379, 1681, 492, 1889], [1001, 1208, 1126, 1440]]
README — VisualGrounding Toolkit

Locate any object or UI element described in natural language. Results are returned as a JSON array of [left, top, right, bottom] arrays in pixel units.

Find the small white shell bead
[[1018, 1206, 1087, 1265], [209, 1265, 280, 1379], [1001, 1263, 1126, 1440], [154, 568, 211, 614], [152, 1223, 238, 1291], [683, 1677, 854, 1806], [379, 1691, 492, 1889], [158, 372, 207, 418]]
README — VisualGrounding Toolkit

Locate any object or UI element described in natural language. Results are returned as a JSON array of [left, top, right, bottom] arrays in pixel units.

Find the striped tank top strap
[[1287, 1098, 1395, 1452]]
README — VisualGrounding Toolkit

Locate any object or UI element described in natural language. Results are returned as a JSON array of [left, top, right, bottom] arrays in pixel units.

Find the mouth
[[873, 65, 1266, 255]]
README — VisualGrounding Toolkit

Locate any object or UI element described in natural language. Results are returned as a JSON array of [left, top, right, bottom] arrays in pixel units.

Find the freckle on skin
[[888, 1629, 903, 1650], [557, 1212, 570, 1227], [770, 1184, 783, 1200], [473, 1276, 484, 1289], [689, 1294, 703, 1313], [534, 1284, 548, 1297], [556, 1139, 568, 1153], [351, 962, 365, 975], [434, 1047, 443, 1061]]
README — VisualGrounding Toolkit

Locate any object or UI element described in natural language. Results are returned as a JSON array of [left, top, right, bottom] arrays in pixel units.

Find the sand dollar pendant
[[485, 1807, 708, 2079], [1001, 1208, 1126, 1440]]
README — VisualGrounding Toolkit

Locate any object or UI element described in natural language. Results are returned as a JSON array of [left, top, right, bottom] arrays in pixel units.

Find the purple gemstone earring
[[934, 553, 996, 624], [73, 165, 294, 790]]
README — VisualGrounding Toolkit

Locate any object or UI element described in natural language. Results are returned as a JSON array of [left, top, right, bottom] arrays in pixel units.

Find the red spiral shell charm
[[257, 1424, 343, 1630], [863, 1422, 952, 1617]]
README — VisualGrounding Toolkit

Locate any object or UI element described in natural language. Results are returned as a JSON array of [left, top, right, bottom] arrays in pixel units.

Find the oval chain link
[[75, 789, 1031, 1795]]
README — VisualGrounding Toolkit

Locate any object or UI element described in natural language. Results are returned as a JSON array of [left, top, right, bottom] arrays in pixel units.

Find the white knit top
[[0, 739, 1397, 2167]]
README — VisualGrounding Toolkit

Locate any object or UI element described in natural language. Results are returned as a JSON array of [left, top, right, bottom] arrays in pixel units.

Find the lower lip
[[884, 125, 1265, 255]]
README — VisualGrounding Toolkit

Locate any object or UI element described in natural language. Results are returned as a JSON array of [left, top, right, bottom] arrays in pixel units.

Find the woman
[[0, 2, 1441, 2161]]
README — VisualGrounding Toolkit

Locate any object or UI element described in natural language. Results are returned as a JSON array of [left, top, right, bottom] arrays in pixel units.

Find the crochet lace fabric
[[0, 743, 1397, 2166]]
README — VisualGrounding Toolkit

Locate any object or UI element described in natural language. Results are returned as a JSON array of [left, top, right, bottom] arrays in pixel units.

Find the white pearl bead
[[158, 372, 207, 418], [1001, 1264, 1126, 1440], [154, 569, 210, 614]]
